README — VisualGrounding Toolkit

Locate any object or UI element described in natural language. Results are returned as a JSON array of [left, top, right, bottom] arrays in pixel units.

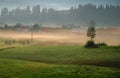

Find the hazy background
[[0, 0, 120, 10], [0, 0, 120, 27]]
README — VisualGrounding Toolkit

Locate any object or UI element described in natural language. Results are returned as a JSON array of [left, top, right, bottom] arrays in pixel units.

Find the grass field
[[0, 58, 120, 78], [0, 46, 120, 62], [0, 45, 120, 78]]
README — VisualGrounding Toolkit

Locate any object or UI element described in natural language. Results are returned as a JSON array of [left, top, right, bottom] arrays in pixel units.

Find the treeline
[[0, 4, 120, 26]]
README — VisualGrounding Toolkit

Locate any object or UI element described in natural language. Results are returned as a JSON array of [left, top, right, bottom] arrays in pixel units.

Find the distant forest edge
[[0, 4, 120, 27]]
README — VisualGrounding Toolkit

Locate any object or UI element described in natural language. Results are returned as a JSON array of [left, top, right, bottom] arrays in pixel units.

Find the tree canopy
[[87, 21, 96, 41]]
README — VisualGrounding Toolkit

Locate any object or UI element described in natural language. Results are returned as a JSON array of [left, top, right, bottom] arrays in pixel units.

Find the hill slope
[[0, 58, 120, 78]]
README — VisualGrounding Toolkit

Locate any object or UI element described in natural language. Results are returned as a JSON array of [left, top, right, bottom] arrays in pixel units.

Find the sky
[[0, 0, 120, 10]]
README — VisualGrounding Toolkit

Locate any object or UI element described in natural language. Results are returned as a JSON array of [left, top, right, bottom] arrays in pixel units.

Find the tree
[[30, 24, 40, 42], [84, 21, 98, 48], [32, 24, 40, 31], [4, 24, 8, 28], [87, 21, 96, 41], [1, 8, 8, 16], [14, 23, 22, 29], [32, 5, 40, 16]]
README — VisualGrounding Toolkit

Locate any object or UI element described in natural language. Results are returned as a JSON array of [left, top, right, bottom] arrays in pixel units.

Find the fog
[[0, 28, 119, 46]]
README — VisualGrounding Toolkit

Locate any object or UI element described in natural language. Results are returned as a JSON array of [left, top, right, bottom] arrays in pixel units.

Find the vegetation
[[0, 45, 120, 67], [0, 1, 119, 77], [87, 21, 96, 41], [84, 40, 99, 48], [0, 48, 120, 78], [85, 21, 98, 48], [97, 42, 107, 46], [4, 24, 8, 28], [0, 4, 120, 26], [0, 39, 120, 78], [32, 24, 40, 31], [0, 58, 120, 78], [14, 23, 23, 29]]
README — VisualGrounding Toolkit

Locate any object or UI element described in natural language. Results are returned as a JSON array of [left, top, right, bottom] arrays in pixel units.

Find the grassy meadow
[[0, 28, 120, 78], [0, 58, 120, 78], [0, 44, 120, 78]]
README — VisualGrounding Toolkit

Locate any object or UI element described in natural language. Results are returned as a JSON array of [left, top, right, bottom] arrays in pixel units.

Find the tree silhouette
[[32, 24, 40, 30], [87, 21, 96, 41], [85, 21, 98, 48], [4, 24, 8, 28]]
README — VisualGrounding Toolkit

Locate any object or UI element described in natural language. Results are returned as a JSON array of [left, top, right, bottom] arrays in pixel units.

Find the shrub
[[84, 40, 99, 48], [26, 40, 30, 44], [97, 42, 107, 46]]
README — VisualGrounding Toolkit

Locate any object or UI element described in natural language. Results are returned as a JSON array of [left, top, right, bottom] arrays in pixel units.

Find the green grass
[[0, 58, 53, 78], [0, 45, 120, 64], [0, 46, 120, 62], [0, 58, 120, 78], [0, 45, 120, 78]]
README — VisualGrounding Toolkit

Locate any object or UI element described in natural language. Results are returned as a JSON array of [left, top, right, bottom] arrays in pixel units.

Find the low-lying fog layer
[[0, 28, 120, 46]]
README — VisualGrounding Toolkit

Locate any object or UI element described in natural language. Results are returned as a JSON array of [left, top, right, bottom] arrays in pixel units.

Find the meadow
[[0, 28, 120, 78], [0, 45, 120, 78]]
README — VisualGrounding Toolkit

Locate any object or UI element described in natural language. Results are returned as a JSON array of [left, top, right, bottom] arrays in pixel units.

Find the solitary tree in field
[[30, 24, 40, 41], [87, 21, 96, 41], [32, 24, 40, 31], [4, 24, 8, 28], [84, 21, 98, 48]]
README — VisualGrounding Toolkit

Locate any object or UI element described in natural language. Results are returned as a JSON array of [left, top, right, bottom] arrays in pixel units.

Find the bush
[[84, 40, 99, 48], [97, 43, 107, 46]]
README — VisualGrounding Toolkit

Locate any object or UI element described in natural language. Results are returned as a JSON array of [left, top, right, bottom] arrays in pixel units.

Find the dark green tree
[[87, 21, 96, 41], [32, 24, 40, 31], [30, 24, 40, 42], [85, 21, 98, 48], [4, 24, 8, 29]]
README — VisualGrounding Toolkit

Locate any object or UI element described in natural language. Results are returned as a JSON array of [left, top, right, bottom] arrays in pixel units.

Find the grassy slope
[[0, 58, 120, 78], [0, 46, 120, 67]]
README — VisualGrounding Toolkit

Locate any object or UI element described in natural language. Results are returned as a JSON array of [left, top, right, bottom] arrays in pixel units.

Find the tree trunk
[[31, 31, 33, 42]]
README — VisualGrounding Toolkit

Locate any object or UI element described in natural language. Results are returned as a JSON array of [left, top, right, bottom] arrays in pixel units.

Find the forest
[[0, 4, 120, 26]]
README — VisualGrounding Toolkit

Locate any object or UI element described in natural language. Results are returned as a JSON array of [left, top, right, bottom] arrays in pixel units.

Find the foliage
[[4, 24, 8, 28], [87, 21, 96, 40], [32, 24, 40, 31], [97, 42, 107, 46], [84, 40, 99, 48]]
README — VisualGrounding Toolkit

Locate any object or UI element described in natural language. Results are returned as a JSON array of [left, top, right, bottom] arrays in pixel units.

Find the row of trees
[[0, 4, 120, 26], [1, 23, 40, 31]]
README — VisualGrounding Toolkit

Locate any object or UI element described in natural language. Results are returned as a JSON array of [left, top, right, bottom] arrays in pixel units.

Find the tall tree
[[87, 21, 96, 41]]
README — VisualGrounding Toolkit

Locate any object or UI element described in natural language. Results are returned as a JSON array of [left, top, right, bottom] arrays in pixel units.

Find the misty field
[[0, 28, 120, 46], [0, 28, 120, 78]]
